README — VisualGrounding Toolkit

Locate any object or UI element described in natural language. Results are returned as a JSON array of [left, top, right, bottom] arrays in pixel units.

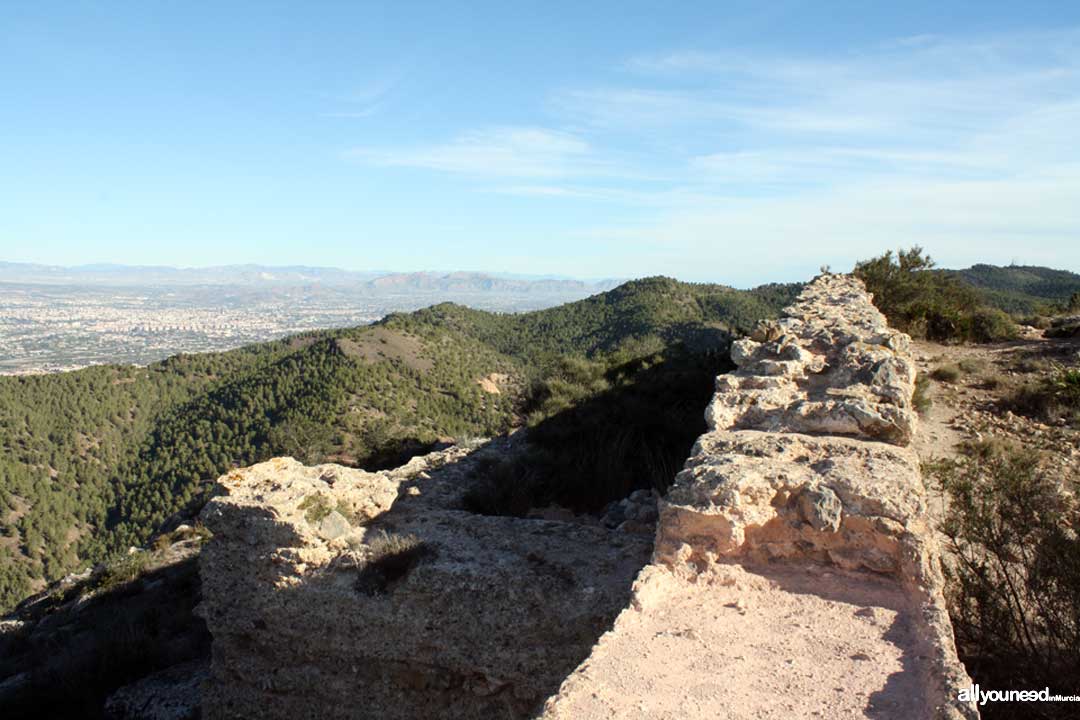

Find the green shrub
[[297, 494, 332, 524], [912, 373, 932, 414], [957, 358, 986, 374], [969, 307, 1019, 343], [1007, 364, 1080, 426], [929, 440, 1080, 718], [930, 365, 961, 383], [854, 247, 1018, 343], [91, 552, 150, 593]]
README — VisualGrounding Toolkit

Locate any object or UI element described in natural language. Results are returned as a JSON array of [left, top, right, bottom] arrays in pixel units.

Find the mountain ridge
[[0, 261, 623, 291], [0, 275, 799, 612]]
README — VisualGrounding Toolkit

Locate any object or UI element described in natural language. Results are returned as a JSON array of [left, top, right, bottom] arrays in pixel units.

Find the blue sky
[[1, 1, 1078, 286]]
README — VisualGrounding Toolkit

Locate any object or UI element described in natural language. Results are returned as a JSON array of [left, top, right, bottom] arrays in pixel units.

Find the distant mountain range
[[0, 262, 621, 294]]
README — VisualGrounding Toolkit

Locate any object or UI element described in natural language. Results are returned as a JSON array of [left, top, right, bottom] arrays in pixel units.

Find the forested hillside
[[953, 264, 1080, 314], [0, 277, 801, 612]]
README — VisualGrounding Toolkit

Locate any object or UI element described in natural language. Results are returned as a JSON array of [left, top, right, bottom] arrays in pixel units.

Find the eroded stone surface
[[200, 274, 977, 720], [198, 437, 651, 720], [706, 274, 918, 445], [105, 660, 208, 720], [542, 275, 977, 720], [657, 431, 927, 575], [541, 565, 937, 720]]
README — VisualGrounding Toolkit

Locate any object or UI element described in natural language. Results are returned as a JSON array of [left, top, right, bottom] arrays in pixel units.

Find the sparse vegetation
[[931, 359, 989, 384], [913, 373, 933, 414], [464, 347, 723, 516], [151, 524, 212, 552], [930, 440, 1080, 719], [931, 365, 962, 383], [1007, 364, 1080, 427], [0, 554, 208, 720], [854, 247, 1019, 342], [355, 531, 431, 596], [90, 552, 150, 594], [298, 494, 333, 525], [0, 277, 796, 612]]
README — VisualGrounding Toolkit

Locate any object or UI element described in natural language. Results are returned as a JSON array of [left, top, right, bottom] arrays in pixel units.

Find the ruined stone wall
[[542, 274, 978, 719], [198, 438, 652, 719], [200, 274, 977, 719]]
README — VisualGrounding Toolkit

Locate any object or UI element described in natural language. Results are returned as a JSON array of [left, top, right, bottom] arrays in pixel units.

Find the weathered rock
[[798, 484, 843, 532], [705, 274, 918, 445], [316, 510, 352, 541], [541, 275, 977, 720], [655, 431, 927, 575], [198, 438, 651, 720], [200, 274, 977, 720]]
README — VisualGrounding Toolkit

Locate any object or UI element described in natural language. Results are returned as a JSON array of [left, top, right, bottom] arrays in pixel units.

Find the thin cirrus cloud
[[323, 72, 403, 119], [348, 127, 606, 179], [347, 28, 1080, 280], [562, 30, 1079, 279], [568, 33, 1080, 140]]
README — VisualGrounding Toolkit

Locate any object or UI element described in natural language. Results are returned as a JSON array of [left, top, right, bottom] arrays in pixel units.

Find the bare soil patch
[[334, 327, 433, 373]]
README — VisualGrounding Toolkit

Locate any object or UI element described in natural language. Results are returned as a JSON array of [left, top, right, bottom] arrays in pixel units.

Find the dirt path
[[911, 336, 1080, 486]]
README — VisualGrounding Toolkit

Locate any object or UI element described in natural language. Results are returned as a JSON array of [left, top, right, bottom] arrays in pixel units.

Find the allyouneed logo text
[[959, 684, 1080, 706]]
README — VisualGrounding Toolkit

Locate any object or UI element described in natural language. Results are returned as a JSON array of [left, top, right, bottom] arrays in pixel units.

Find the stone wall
[[541, 274, 978, 719], [200, 274, 977, 719], [198, 438, 652, 719]]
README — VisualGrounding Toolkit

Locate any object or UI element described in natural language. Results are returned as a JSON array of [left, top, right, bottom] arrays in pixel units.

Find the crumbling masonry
[[200, 274, 978, 719]]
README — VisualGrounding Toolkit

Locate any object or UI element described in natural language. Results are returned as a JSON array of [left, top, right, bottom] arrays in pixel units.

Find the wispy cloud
[[560, 29, 1080, 279], [343, 28, 1080, 281], [322, 72, 402, 119], [569, 32, 1080, 140], [349, 127, 604, 178]]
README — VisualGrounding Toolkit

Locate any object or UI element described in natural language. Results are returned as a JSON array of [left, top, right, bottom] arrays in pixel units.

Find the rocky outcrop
[[541, 274, 977, 719], [705, 276, 918, 445], [198, 437, 651, 719], [200, 274, 976, 719]]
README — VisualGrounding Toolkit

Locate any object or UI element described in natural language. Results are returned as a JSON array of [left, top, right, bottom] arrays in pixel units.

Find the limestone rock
[[706, 274, 918, 445], [798, 485, 842, 532], [199, 274, 977, 720], [543, 274, 977, 720], [198, 438, 652, 720], [316, 510, 352, 541]]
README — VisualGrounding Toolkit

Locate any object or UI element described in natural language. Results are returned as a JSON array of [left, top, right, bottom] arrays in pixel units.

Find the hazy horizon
[[5, 256, 1077, 290]]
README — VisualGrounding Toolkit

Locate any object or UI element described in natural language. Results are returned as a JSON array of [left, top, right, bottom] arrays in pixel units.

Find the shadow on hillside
[[464, 347, 731, 516], [0, 555, 209, 720]]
